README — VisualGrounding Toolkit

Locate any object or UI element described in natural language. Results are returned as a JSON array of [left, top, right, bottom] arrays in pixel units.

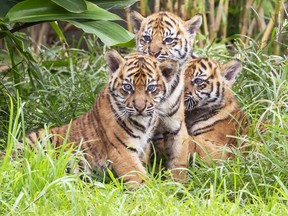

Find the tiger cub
[[128, 11, 202, 177], [184, 58, 247, 164], [15, 50, 180, 185], [128, 11, 202, 63]]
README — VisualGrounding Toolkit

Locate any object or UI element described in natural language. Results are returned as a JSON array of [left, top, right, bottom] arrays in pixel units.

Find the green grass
[[0, 33, 288, 215]]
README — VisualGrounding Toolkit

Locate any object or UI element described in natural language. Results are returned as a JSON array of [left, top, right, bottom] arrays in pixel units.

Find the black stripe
[[200, 61, 207, 70], [28, 135, 34, 144], [148, 20, 154, 25], [109, 141, 122, 155], [112, 77, 120, 92], [90, 108, 99, 133], [169, 17, 176, 25], [142, 58, 155, 69], [144, 66, 154, 76], [208, 61, 212, 68], [49, 136, 54, 144], [192, 124, 213, 135], [127, 72, 137, 77], [216, 81, 221, 97], [198, 68, 204, 76], [171, 42, 177, 47], [174, 48, 181, 57], [114, 133, 137, 152], [127, 65, 141, 72], [35, 131, 39, 139], [181, 39, 188, 59], [164, 20, 173, 28], [193, 128, 214, 136], [148, 116, 153, 129], [168, 74, 180, 96], [128, 117, 146, 133], [162, 84, 167, 98], [207, 84, 224, 104], [200, 91, 211, 97], [192, 109, 221, 125], [108, 95, 140, 139], [193, 116, 230, 136], [166, 27, 172, 35], [127, 60, 135, 66], [167, 94, 181, 117]]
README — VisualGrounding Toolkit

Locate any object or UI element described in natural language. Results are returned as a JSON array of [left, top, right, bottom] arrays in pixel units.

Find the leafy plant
[[0, 0, 137, 93], [1, 0, 136, 46]]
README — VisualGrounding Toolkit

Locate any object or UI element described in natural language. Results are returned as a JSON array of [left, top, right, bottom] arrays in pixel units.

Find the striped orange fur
[[184, 58, 247, 164], [16, 50, 182, 186], [128, 11, 203, 178], [129, 11, 202, 63]]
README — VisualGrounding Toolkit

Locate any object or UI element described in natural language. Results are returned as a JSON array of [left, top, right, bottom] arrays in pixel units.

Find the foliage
[[1, 0, 136, 45]]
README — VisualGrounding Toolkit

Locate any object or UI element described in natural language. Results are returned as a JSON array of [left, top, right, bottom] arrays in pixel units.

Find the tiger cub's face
[[129, 11, 202, 63], [184, 58, 242, 111], [106, 50, 179, 117]]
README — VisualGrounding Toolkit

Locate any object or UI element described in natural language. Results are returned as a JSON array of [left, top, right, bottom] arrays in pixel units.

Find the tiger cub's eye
[[164, 37, 174, 44], [122, 84, 133, 92], [193, 78, 205, 85], [143, 35, 151, 42], [147, 84, 157, 93]]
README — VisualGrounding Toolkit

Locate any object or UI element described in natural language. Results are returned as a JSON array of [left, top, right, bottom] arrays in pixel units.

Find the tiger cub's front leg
[[161, 113, 190, 182], [109, 145, 147, 186], [153, 61, 190, 182]]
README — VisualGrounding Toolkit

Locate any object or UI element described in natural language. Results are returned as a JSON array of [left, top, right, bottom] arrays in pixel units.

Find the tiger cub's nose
[[135, 104, 146, 113], [149, 51, 161, 58]]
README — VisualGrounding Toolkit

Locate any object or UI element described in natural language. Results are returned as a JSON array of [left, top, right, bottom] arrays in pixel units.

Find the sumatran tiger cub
[[128, 11, 202, 176], [184, 58, 247, 164], [13, 50, 182, 186], [128, 11, 202, 64]]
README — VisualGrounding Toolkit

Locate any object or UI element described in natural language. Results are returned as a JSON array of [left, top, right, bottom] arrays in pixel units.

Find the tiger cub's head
[[129, 11, 202, 63], [184, 58, 242, 111], [106, 50, 179, 117]]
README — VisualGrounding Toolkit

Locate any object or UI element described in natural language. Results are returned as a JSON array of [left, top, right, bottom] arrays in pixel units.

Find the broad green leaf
[[51, 0, 87, 13], [49, 21, 67, 43], [115, 37, 135, 48], [68, 20, 135, 46], [90, 0, 139, 10], [0, 0, 22, 17], [6, 0, 121, 23]]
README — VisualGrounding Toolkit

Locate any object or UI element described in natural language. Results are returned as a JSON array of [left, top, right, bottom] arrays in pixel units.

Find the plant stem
[[0, 22, 43, 39]]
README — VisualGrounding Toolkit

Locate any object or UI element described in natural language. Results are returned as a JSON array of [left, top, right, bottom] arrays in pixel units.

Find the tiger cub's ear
[[128, 10, 145, 33], [105, 49, 124, 76], [221, 60, 242, 87], [158, 60, 179, 82], [185, 14, 202, 37]]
